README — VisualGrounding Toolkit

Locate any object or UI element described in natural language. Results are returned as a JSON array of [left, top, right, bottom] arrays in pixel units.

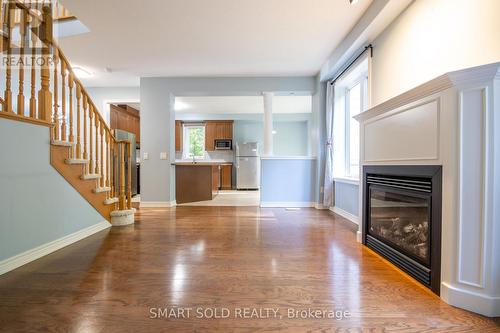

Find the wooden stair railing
[[0, 1, 133, 221]]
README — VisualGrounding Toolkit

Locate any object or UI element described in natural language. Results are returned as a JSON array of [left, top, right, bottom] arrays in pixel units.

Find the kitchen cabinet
[[220, 164, 232, 190], [175, 120, 183, 151], [110, 104, 140, 144], [205, 120, 233, 151], [212, 165, 220, 193], [205, 122, 216, 151]]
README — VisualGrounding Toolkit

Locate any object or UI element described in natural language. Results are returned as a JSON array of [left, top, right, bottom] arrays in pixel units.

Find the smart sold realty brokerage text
[[149, 307, 351, 320]]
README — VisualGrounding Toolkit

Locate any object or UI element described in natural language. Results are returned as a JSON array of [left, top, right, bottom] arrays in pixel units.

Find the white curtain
[[323, 81, 335, 207]]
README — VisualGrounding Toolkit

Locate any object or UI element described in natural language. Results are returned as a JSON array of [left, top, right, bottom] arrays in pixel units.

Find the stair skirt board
[[51, 145, 114, 221], [0, 221, 111, 275]]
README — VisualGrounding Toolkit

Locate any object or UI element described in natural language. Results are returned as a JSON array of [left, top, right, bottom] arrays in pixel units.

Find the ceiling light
[[72, 66, 92, 79], [272, 130, 277, 135], [349, 0, 359, 4]]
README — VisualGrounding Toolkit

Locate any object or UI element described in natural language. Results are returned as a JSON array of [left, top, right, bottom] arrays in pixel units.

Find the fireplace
[[362, 166, 442, 294]]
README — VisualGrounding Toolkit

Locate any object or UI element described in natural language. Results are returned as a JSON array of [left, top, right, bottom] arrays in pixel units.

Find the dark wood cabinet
[[175, 120, 183, 151], [110, 104, 140, 144], [205, 122, 216, 151], [204, 120, 233, 151], [220, 164, 232, 190]]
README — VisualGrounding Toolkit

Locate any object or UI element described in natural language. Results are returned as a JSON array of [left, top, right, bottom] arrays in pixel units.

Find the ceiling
[[169, 96, 312, 114], [59, 0, 372, 87]]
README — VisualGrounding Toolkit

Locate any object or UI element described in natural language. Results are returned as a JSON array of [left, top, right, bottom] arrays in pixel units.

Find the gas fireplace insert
[[362, 165, 442, 294]]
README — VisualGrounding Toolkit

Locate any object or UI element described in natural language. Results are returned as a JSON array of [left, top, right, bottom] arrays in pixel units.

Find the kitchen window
[[183, 124, 205, 159], [333, 57, 369, 182]]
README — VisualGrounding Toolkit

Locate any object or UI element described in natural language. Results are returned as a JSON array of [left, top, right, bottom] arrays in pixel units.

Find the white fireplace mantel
[[355, 62, 500, 317]]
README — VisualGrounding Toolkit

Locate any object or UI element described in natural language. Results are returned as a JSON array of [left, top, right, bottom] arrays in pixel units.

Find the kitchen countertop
[[174, 160, 233, 166]]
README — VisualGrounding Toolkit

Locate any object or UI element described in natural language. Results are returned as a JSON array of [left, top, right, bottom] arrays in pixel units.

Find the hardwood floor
[[0, 207, 498, 332]]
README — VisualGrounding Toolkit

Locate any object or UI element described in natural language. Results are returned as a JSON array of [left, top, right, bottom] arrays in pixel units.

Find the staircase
[[0, 0, 134, 225]]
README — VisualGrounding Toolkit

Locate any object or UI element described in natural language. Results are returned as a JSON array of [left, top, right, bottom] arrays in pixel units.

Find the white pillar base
[[110, 209, 136, 226]]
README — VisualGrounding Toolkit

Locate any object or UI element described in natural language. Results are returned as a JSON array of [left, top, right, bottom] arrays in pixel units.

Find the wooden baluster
[[30, 18, 37, 118], [53, 48, 59, 140], [105, 131, 110, 198], [127, 142, 132, 209], [37, 6, 53, 122], [68, 72, 74, 156], [60, 60, 67, 141], [75, 82, 82, 159], [99, 122, 104, 187], [106, 131, 111, 189], [94, 112, 100, 175], [119, 143, 126, 210], [110, 139, 115, 198], [82, 94, 88, 164], [17, 9, 28, 116], [88, 103, 94, 174], [4, 1, 14, 113]]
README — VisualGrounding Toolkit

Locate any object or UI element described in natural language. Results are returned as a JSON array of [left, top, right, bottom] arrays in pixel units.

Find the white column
[[263, 92, 273, 156]]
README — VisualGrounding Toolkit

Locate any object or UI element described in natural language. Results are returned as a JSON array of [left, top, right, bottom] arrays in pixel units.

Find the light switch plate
[[143, 152, 149, 160], [160, 152, 168, 160]]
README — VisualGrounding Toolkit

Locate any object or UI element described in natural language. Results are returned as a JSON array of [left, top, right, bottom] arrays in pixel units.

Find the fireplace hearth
[[362, 166, 442, 294]]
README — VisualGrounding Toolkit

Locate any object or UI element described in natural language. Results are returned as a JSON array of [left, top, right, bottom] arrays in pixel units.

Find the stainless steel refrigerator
[[235, 142, 260, 190]]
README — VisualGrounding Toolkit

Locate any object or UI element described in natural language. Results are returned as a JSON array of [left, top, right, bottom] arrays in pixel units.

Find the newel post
[[37, 6, 53, 122]]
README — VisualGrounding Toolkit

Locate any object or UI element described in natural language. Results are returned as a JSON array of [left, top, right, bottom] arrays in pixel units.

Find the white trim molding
[[140, 201, 176, 208], [330, 206, 359, 226], [260, 202, 315, 208], [333, 177, 360, 186], [441, 282, 500, 317], [0, 221, 111, 276]]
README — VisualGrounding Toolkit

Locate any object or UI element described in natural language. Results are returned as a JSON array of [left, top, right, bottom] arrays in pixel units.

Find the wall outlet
[[143, 152, 149, 160], [160, 152, 168, 160]]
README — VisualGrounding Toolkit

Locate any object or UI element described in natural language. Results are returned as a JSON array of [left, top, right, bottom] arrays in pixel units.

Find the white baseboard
[[0, 221, 111, 276], [313, 203, 329, 210], [260, 202, 315, 208], [441, 282, 500, 317], [356, 231, 363, 243], [140, 201, 176, 208], [330, 206, 359, 226]]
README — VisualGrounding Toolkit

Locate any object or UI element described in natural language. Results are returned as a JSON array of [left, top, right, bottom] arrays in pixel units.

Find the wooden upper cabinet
[[110, 104, 140, 144], [175, 121, 183, 152], [205, 122, 216, 151], [205, 120, 233, 151]]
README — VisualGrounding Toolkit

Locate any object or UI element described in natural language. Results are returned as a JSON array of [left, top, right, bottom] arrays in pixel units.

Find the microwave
[[215, 139, 232, 150]]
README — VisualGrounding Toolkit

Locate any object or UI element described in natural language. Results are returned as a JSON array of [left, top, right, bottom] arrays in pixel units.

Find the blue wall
[[0, 118, 107, 263], [334, 182, 359, 217], [177, 113, 311, 157], [260, 158, 317, 205]]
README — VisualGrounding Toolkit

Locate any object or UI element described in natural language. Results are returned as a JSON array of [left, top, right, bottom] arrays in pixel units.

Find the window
[[345, 79, 367, 178], [183, 124, 205, 159], [333, 57, 369, 181]]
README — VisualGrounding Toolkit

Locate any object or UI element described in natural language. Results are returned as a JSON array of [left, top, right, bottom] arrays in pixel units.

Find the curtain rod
[[330, 44, 373, 85]]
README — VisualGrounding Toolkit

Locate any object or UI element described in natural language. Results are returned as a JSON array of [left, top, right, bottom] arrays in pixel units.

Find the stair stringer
[[50, 145, 113, 221]]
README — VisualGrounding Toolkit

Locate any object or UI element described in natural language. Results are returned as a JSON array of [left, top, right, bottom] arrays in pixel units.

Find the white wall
[[0, 118, 109, 271], [371, 0, 500, 105]]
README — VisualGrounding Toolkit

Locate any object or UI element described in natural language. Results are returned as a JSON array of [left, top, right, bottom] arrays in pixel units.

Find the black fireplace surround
[[362, 165, 442, 295]]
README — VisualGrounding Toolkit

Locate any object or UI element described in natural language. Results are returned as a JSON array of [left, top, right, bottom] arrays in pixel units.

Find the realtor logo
[[1, 0, 54, 69]]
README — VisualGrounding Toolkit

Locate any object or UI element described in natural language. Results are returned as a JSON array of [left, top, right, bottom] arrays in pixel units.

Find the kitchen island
[[174, 161, 232, 204]]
